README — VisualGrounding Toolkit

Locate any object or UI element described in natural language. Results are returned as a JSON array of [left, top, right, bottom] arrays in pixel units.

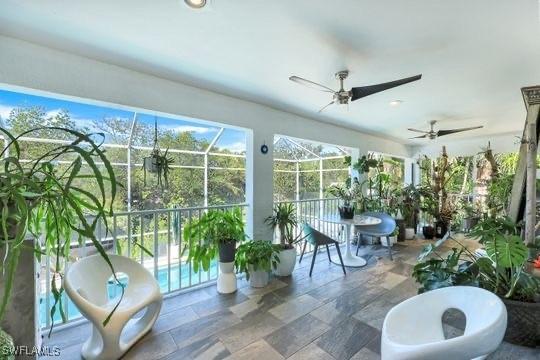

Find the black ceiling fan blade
[[289, 76, 336, 93], [409, 134, 428, 139], [437, 126, 483, 137], [407, 128, 429, 134], [350, 74, 422, 101]]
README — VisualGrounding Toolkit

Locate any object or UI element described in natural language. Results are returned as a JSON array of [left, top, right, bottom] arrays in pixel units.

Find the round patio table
[[320, 214, 381, 267]]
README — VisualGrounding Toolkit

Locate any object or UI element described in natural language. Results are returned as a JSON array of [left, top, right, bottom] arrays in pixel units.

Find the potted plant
[[143, 118, 173, 188], [265, 203, 304, 276], [419, 186, 437, 239], [326, 183, 360, 219], [413, 217, 540, 347], [400, 184, 420, 240], [234, 240, 280, 288], [0, 126, 128, 338], [183, 207, 246, 271]]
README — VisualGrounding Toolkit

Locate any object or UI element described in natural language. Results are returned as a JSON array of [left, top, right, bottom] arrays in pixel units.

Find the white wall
[[0, 35, 413, 239]]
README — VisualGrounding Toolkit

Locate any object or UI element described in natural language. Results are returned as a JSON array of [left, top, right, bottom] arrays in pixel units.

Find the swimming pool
[[40, 261, 218, 328]]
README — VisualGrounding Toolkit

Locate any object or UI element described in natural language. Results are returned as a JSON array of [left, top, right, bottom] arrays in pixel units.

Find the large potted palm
[[183, 207, 245, 293], [265, 203, 304, 276], [0, 126, 127, 344]]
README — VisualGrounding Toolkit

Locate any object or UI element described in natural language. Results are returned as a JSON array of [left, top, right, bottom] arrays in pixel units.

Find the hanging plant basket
[[143, 118, 173, 188]]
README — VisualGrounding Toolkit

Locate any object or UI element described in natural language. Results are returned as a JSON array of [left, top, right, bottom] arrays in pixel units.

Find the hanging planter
[[143, 117, 173, 188]]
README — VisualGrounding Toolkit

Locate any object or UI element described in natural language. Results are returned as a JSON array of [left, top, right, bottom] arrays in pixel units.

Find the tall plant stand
[[217, 262, 237, 294]]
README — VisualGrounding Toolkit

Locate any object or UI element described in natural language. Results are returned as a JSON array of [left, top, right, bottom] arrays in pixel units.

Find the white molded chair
[[64, 254, 163, 360], [381, 286, 507, 360]]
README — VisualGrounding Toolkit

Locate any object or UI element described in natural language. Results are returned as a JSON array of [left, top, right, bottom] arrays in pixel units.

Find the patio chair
[[381, 286, 507, 360], [355, 212, 396, 260], [300, 223, 346, 276], [64, 254, 163, 360]]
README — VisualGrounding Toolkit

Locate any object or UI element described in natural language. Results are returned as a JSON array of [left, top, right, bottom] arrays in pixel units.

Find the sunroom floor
[[42, 236, 539, 360]]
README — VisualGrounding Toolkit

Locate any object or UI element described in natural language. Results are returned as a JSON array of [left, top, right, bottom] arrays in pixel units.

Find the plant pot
[[404, 227, 415, 240], [396, 219, 406, 242], [501, 298, 540, 347], [248, 266, 269, 288], [218, 241, 236, 263], [462, 217, 479, 232], [217, 261, 237, 294], [422, 225, 435, 240], [381, 236, 396, 247], [339, 206, 355, 219], [274, 247, 296, 277], [435, 220, 448, 238]]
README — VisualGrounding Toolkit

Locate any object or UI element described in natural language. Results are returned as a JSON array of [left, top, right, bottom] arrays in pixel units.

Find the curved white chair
[[381, 286, 507, 360], [64, 255, 163, 360]]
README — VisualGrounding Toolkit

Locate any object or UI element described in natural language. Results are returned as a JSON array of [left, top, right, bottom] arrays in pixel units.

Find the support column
[[524, 87, 540, 245], [246, 129, 274, 240]]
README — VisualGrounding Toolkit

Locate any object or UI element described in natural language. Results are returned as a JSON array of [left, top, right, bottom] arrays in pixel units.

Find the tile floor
[[43, 238, 539, 359]]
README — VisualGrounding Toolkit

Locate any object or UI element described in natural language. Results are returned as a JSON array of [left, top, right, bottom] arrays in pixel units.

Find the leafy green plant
[[413, 217, 540, 302], [183, 207, 245, 272], [234, 240, 280, 280], [0, 126, 135, 331], [326, 182, 360, 207], [265, 203, 304, 249]]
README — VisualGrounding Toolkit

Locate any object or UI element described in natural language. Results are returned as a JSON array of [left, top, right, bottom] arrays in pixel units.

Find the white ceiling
[[0, 0, 539, 144]]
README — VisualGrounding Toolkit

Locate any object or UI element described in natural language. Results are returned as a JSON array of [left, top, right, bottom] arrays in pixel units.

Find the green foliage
[[0, 126, 132, 330], [183, 207, 246, 273], [0, 328, 14, 360], [234, 240, 280, 280], [325, 183, 360, 207], [265, 203, 304, 248], [413, 217, 540, 302], [486, 174, 514, 215], [353, 154, 380, 173]]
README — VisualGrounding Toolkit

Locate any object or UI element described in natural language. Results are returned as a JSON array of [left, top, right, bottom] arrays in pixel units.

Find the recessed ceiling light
[[184, 0, 207, 9], [389, 100, 403, 107]]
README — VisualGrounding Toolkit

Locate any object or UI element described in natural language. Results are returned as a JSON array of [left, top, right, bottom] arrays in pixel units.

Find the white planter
[[274, 247, 297, 277], [248, 266, 269, 288], [217, 261, 237, 294], [381, 236, 396, 247], [405, 228, 415, 240]]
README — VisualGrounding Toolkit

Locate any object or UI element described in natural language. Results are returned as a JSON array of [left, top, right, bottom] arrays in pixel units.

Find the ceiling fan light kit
[[289, 70, 422, 112]]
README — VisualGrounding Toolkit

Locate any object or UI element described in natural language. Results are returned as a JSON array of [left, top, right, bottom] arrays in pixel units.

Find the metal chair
[[355, 212, 396, 260], [300, 223, 346, 276]]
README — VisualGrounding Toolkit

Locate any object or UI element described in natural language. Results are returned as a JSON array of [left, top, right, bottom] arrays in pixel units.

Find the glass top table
[[319, 214, 382, 267]]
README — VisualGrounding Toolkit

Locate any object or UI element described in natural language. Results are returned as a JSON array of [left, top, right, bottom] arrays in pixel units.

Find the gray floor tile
[[317, 318, 379, 360], [226, 339, 284, 360], [191, 290, 249, 317], [164, 334, 230, 360], [123, 331, 177, 360], [350, 347, 380, 360], [161, 287, 213, 315], [219, 312, 285, 353], [269, 294, 323, 323], [286, 342, 334, 360], [264, 314, 330, 357], [169, 309, 241, 348], [152, 305, 199, 335]]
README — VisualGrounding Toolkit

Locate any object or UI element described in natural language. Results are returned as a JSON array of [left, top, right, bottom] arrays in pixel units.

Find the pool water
[[40, 261, 218, 328]]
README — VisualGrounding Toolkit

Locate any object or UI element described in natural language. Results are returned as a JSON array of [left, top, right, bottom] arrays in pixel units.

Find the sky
[[0, 89, 246, 153]]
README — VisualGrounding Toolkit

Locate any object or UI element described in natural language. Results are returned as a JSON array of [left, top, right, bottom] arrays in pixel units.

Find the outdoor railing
[[273, 198, 344, 253], [40, 203, 248, 329]]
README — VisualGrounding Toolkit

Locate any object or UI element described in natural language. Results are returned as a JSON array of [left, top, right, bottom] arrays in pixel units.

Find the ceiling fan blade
[[318, 101, 335, 113], [289, 76, 336, 93], [437, 126, 483, 137], [350, 74, 422, 101], [409, 134, 428, 139], [407, 128, 429, 134]]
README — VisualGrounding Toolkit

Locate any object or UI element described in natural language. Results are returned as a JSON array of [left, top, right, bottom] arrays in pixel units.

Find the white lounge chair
[[381, 286, 507, 360], [64, 254, 163, 360]]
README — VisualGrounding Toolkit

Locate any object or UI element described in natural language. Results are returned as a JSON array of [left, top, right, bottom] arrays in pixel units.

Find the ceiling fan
[[289, 70, 422, 112], [408, 120, 483, 140]]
